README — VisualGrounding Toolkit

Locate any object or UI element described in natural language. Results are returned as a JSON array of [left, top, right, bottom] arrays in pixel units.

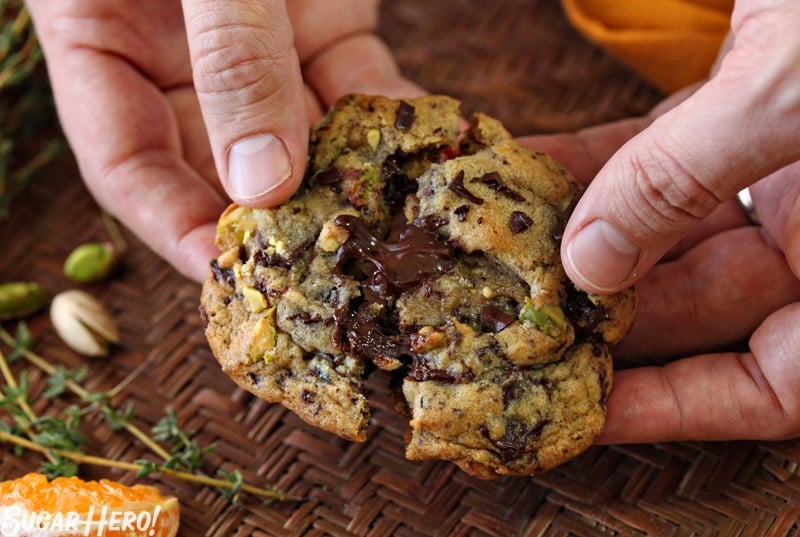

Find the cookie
[[200, 94, 636, 478]]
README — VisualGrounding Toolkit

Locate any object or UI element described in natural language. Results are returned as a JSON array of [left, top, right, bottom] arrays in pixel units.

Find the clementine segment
[[0, 473, 179, 537]]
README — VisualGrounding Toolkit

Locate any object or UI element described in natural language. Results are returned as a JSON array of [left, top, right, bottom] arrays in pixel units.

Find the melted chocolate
[[334, 287, 412, 367], [333, 214, 456, 368], [448, 170, 484, 204], [334, 214, 455, 295]]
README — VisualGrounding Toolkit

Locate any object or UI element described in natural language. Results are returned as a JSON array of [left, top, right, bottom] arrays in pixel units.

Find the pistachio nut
[[242, 286, 268, 313], [250, 307, 277, 362], [518, 298, 567, 338], [366, 128, 381, 151], [50, 290, 120, 357], [0, 282, 48, 321], [63, 241, 120, 283]]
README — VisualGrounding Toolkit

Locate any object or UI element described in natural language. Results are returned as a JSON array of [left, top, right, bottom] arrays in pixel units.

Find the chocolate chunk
[[253, 237, 313, 269], [508, 211, 533, 234], [448, 170, 484, 204], [287, 312, 332, 325], [482, 419, 550, 463], [210, 259, 235, 287], [553, 194, 580, 242], [453, 204, 470, 222], [565, 285, 609, 338], [394, 101, 416, 130], [480, 304, 516, 333], [334, 290, 412, 368], [415, 214, 449, 231], [315, 167, 343, 185], [253, 250, 291, 269], [472, 172, 525, 202], [408, 356, 474, 383]]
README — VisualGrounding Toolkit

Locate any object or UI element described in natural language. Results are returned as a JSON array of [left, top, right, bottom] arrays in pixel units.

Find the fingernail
[[227, 134, 291, 200], [566, 219, 639, 292]]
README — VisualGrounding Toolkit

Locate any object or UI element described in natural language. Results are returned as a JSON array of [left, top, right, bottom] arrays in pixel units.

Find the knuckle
[[192, 22, 295, 100], [623, 143, 721, 233]]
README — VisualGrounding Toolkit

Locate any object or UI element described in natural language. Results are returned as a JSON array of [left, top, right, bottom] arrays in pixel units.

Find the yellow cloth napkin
[[561, 0, 734, 93]]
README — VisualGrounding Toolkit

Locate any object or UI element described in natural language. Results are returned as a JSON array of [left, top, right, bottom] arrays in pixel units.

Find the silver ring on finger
[[735, 187, 760, 226]]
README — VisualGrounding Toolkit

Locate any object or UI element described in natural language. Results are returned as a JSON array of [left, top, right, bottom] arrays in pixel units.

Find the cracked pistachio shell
[[0, 282, 48, 321], [63, 241, 120, 283], [50, 290, 120, 357]]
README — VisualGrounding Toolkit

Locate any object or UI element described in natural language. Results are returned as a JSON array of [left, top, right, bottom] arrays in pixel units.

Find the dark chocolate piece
[[508, 211, 533, 234], [448, 170, 484, 205], [210, 259, 235, 287], [395, 101, 416, 130], [472, 171, 525, 202], [480, 304, 516, 333]]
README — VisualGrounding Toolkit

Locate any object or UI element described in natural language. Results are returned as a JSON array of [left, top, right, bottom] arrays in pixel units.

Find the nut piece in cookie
[[200, 94, 636, 477]]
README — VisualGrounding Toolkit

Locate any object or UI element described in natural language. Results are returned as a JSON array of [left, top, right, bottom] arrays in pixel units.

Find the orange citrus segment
[[0, 473, 179, 537]]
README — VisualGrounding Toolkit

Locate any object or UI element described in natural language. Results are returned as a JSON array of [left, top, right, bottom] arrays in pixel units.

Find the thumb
[[561, 24, 800, 293], [182, 0, 306, 206]]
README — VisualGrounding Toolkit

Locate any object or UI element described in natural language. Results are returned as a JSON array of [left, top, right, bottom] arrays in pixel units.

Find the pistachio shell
[[0, 282, 48, 321], [63, 242, 120, 283], [50, 290, 120, 357]]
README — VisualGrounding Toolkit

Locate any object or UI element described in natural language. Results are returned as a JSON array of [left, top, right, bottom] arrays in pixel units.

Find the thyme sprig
[[0, 430, 284, 502], [0, 323, 287, 502]]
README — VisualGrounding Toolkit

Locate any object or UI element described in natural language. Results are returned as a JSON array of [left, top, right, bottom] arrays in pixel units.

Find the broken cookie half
[[200, 94, 636, 479]]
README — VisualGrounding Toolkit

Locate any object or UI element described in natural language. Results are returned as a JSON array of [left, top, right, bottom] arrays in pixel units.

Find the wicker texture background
[[2, 0, 800, 536]]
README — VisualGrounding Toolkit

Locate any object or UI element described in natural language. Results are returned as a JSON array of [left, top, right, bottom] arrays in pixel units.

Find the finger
[[751, 160, 800, 276], [287, 0, 377, 63], [516, 82, 702, 186], [181, 0, 307, 207], [662, 200, 748, 260], [43, 46, 225, 282], [164, 86, 219, 190], [614, 226, 800, 361], [304, 32, 426, 107], [561, 18, 800, 294], [517, 117, 651, 186], [600, 301, 800, 444]]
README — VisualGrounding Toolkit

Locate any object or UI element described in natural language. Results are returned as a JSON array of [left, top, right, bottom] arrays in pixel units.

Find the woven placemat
[[3, 0, 800, 536]]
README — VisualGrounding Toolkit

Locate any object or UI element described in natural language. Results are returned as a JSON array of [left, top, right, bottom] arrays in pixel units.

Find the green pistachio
[[0, 282, 48, 321], [63, 242, 120, 283], [518, 298, 567, 338]]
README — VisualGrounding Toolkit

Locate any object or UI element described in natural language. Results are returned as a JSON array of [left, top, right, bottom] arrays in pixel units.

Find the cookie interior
[[200, 94, 636, 478]]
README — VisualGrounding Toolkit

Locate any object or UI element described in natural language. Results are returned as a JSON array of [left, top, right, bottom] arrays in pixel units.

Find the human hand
[[26, 0, 422, 282], [522, 0, 800, 444]]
